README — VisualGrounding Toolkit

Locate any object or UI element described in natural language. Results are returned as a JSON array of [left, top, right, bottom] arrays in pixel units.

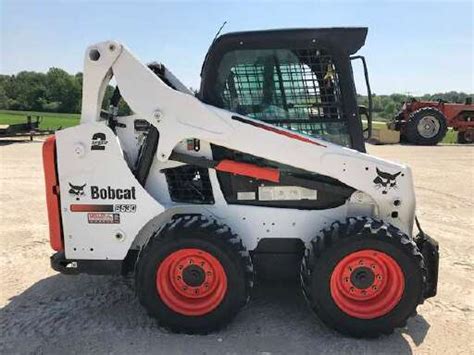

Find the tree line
[[0, 68, 128, 114], [0, 68, 472, 119], [0, 69, 82, 113]]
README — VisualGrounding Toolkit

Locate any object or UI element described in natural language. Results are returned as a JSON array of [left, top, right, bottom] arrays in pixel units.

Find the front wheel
[[301, 217, 425, 338], [135, 215, 253, 333]]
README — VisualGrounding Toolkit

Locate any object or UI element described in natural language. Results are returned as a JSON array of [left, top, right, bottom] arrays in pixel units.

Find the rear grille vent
[[164, 165, 214, 204]]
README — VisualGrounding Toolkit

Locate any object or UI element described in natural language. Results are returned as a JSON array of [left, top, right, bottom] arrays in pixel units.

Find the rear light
[[42, 136, 64, 251]]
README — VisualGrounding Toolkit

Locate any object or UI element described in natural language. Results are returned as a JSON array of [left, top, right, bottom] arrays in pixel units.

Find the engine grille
[[164, 165, 214, 204]]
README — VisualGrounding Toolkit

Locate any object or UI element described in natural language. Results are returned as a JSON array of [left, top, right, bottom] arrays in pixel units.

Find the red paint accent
[[399, 100, 474, 133], [70, 204, 114, 212], [156, 248, 228, 316], [246, 119, 326, 147], [216, 160, 280, 183], [330, 249, 405, 319], [42, 136, 63, 251]]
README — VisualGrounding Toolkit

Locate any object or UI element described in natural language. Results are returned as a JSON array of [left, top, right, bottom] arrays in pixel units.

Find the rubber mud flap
[[51, 252, 79, 275], [51, 252, 123, 275], [416, 233, 439, 299]]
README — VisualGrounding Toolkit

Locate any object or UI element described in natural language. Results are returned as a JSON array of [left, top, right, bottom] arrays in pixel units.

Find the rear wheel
[[135, 215, 253, 333], [457, 130, 473, 144], [301, 217, 425, 338], [405, 108, 447, 145]]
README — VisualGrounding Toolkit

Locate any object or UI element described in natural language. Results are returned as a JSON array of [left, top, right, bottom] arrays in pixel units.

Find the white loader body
[[53, 41, 415, 261]]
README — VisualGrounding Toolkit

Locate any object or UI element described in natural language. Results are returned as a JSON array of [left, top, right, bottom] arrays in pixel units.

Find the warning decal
[[87, 212, 120, 224]]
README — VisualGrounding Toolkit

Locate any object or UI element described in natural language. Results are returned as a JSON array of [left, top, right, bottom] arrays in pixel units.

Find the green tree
[[45, 68, 81, 113]]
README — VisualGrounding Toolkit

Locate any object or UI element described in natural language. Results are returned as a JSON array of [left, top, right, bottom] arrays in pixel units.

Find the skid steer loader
[[43, 28, 438, 337]]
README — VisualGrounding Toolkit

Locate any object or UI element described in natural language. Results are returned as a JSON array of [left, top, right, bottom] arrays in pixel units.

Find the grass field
[[0, 110, 80, 130], [0, 110, 458, 143]]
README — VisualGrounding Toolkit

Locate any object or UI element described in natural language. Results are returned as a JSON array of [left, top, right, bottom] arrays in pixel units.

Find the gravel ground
[[0, 139, 473, 354]]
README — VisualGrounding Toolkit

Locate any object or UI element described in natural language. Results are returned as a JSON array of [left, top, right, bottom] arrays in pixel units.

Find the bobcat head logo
[[373, 168, 401, 195], [69, 183, 87, 201]]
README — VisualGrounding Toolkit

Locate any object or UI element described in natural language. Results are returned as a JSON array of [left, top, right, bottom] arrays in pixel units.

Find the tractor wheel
[[457, 130, 474, 144], [301, 217, 425, 338], [135, 215, 253, 334], [405, 108, 447, 145]]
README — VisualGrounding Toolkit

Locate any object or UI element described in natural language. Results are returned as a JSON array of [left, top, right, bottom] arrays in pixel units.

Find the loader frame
[[43, 39, 421, 266], [43, 31, 439, 337]]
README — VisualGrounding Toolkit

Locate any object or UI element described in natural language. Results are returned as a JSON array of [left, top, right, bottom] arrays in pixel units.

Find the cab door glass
[[215, 48, 351, 147]]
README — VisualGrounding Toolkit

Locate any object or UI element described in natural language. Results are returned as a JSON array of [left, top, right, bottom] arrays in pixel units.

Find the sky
[[1, 0, 473, 95]]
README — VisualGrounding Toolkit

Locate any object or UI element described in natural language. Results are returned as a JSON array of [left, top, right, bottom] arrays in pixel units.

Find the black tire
[[135, 215, 253, 334], [457, 130, 474, 144], [301, 217, 426, 338], [405, 108, 447, 145]]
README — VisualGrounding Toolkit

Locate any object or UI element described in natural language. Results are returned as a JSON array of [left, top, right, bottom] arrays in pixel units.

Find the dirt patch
[[1, 141, 473, 354]]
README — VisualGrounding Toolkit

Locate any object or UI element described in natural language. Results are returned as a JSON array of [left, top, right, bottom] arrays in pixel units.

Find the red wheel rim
[[156, 248, 227, 316], [330, 249, 405, 319]]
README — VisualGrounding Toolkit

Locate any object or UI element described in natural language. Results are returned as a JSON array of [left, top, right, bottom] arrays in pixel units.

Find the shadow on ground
[[0, 275, 429, 354]]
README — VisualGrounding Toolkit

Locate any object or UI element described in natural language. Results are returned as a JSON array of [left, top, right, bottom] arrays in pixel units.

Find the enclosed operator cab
[[199, 27, 372, 152]]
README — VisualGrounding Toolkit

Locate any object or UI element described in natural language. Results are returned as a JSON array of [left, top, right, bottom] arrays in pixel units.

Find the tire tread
[[135, 214, 254, 334], [301, 217, 426, 337]]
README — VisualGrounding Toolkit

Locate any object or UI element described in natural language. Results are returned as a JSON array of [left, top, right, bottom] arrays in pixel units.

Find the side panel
[[56, 123, 164, 260]]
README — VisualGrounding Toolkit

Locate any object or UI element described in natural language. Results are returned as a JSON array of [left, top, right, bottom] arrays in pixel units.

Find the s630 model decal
[[70, 204, 136, 213], [114, 204, 137, 213], [373, 168, 401, 194]]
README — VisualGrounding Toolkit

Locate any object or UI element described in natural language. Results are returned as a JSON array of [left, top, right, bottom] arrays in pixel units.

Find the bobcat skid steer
[[43, 28, 438, 337]]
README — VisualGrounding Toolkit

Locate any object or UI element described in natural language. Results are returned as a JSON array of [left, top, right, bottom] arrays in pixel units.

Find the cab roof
[[199, 27, 368, 101]]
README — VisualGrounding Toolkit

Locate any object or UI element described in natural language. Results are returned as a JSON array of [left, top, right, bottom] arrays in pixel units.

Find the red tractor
[[390, 98, 474, 145]]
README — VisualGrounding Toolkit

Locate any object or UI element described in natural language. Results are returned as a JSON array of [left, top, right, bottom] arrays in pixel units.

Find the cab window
[[214, 48, 350, 147]]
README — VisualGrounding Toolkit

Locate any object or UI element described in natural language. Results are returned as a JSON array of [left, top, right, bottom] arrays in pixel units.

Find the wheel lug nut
[[344, 277, 349, 282], [350, 287, 354, 292]]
